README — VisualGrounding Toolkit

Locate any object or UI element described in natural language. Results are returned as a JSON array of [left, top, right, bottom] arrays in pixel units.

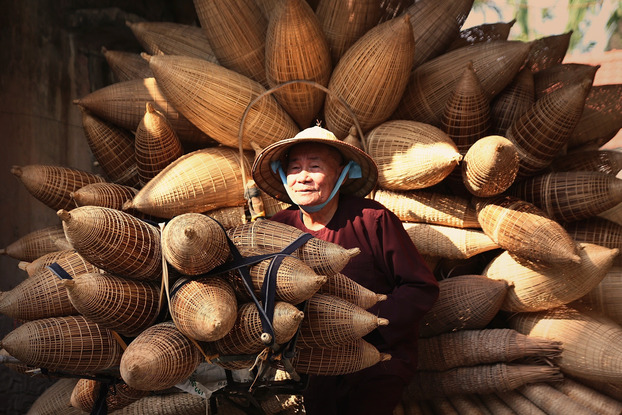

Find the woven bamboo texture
[[568, 84, 622, 149], [0, 315, 123, 374], [119, 321, 203, 391], [394, 40, 531, 126], [365, 120, 461, 190], [26, 378, 82, 415], [373, 189, 481, 228], [495, 389, 548, 415], [102, 47, 153, 82], [405, 363, 563, 400], [162, 213, 230, 275], [292, 338, 387, 376], [80, 108, 140, 187], [319, 271, 386, 310], [0, 251, 98, 320], [11, 164, 106, 212], [315, 0, 382, 64], [146, 54, 298, 150], [462, 135, 519, 197], [62, 272, 160, 336], [564, 216, 622, 250], [2, 224, 72, 262], [533, 63, 599, 99], [507, 78, 593, 177], [260, 394, 303, 415], [519, 383, 598, 415], [212, 301, 304, 355], [298, 293, 387, 349], [107, 392, 206, 415], [440, 62, 491, 154], [490, 68, 535, 136], [402, 222, 499, 260], [574, 265, 622, 327], [59, 206, 162, 281], [265, 0, 331, 129], [205, 206, 247, 229], [74, 77, 212, 146], [71, 182, 138, 210], [552, 377, 622, 415], [526, 32, 573, 73], [484, 243, 618, 312], [193, 0, 268, 85], [508, 305, 622, 383], [419, 275, 508, 338], [552, 150, 622, 176], [477, 393, 517, 415], [124, 146, 252, 218], [447, 19, 515, 51], [511, 171, 622, 222], [126, 21, 218, 64], [255, 0, 285, 19], [169, 276, 237, 342], [473, 195, 580, 264], [134, 102, 184, 186], [323, 14, 415, 139], [21, 249, 75, 277], [70, 379, 148, 413], [227, 220, 360, 276]]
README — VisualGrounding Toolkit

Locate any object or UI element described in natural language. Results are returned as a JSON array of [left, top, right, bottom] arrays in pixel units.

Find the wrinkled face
[[285, 143, 344, 208]]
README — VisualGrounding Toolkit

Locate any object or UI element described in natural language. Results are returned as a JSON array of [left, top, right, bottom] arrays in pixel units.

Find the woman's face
[[285, 143, 343, 208]]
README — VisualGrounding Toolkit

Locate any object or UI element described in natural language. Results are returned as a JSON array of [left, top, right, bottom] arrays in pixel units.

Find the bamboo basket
[[402, 222, 499, 260], [518, 383, 597, 415], [146, 53, 299, 150], [0, 315, 123, 374], [292, 338, 389, 376], [446, 19, 515, 51], [461, 135, 519, 197], [526, 31, 573, 73], [126, 21, 218, 64], [74, 77, 212, 146], [298, 293, 388, 349], [169, 276, 238, 342], [315, 0, 382, 64], [573, 265, 622, 327], [161, 213, 230, 275], [564, 216, 622, 250], [319, 271, 386, 310], [394, 40, 531, 126], [107, 392, 206, 415], [405, 363, 563, 400], [11, 164, 106, 212], [255, 0, 285, 19], [70, 379, 148, 413], [484, 243, 618, 313], [124, 146, 253, 219], [58, 206, 162, 281], [134, 102, 184, 186], [552, 377, 622, 415], [0, 250, 98, 320], [265, 0, 332, 129], [212, 301, 304, 355], [511, 171, 622, 222], [26, 378, 82, 415], [102, 47, 153, 82], [365, 120, 461, 190], [495, 389, 548, 415], [417, 328, 562, 371], [61, 272, 161, 337], [2, 224, 72, 262], [508, 305, 622, 384], [419, 275, 509, 338], [473, 195, 581, 264], [193, 0, 267, 85], [119, 321, 203, 391], [80, 108, 140, 187], [373, 189, 481, 228], [227, 220, 361, 276], [205, 206, 247, 229], [71, 182, 138, 210], [20, 249, 75, 277], [477, 393, 516, 415], [551, 150, 622, 176], [490, 68, 535, 136], [533, 63, 599, 99], [507, 78, 593, 177]]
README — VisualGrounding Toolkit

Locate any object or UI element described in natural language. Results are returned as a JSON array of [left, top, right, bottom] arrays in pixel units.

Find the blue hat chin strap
[[270, 160, 362, 213]]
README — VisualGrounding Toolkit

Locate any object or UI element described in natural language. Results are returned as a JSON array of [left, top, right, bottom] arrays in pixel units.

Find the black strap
[[90, 381, 109, 415], [47, 262, 72, 280]]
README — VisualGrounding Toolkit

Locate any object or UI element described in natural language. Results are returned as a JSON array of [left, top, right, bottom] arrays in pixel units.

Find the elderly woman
[[252, 126, 439, 415]]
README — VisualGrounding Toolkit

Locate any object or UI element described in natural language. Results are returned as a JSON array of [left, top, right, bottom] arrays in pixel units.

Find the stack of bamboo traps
[[3, 0, 622, 414]]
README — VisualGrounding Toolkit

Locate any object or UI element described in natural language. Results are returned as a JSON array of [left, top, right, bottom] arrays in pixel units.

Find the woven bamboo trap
[[298, 293, 388, 349], [533, 62, 599, 99], [373, 189, 481, 229], [162, 213, 230, 276], [526, 31, 573, 73], [19, 249, 75, 277], [319, 271, 387, 310], [205, 206, 247, 229], [70, 378, 148, 413], [494, 389, 551, 415], [62, 272, 161, 337], [324, 14, 415, 139], [119, 321, 203, 391], [446, 19, 515, 51], [419, 275, 509, 338], [364, 120, 462, 191], [552, 377, 622, 415], [71, 182, 138, 211], [402, 222, 499, 260], [11, 164, 105, 212], [564, 216, 622, 251], [134, 102, 184, 186], [124, 146, 253, 219], [518, 382, 596, 415], [551, 150, 622, 176], [0, 315, 123, 374], [573, 265, 622, 327], [109, 391, 206, 415], [59, 206, 162, 281], [1, 224, 72, 262], [490, 68, 535, 136], [26, 378, 82, 415], [169, 276, 238, 342], [473, 195, 581, 264], [101, 47, 153, 82]]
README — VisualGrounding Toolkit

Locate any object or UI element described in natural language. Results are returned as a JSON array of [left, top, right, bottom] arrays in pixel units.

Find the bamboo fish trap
[[446, 19, 515, 51], [552, 377, 622, 415], [71, 182, 138, 211], [564, 216, 622, 250], [2, 224, 72, 262], [494, 389, 549, 415], [204, 206, 247, 229], [70, 379, 148, 413], [573, 265, 622, 327], [551, 150, 622, 176], [526, 31, 573, 73], [58, 206, 162, 281], [26, 378, 82, 415], [109, 392, 207, 415], [533, 62, 599, 99], [517, 383, 596, 415], [19, 249, 75, 277], [490, 68, 535, 136], [319, 271, 387, 310], [101, 47, 153, 82]]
